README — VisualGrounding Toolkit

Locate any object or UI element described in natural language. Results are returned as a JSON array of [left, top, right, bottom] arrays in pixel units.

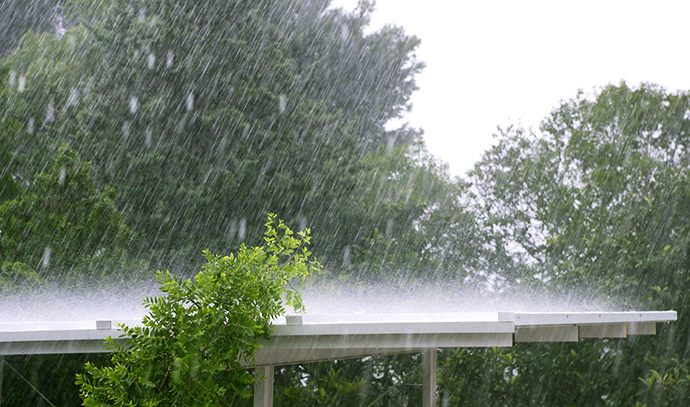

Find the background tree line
[[0, 0, 688, 405]]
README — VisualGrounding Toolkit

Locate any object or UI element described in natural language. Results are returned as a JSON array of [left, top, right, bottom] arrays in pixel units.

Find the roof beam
[[515, 326, 579, 343], [0, 311, 676, 357], [579, 324, 627, 339]]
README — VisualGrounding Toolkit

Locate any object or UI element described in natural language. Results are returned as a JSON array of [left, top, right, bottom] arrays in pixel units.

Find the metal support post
[[254, 365, 274, 407], [0, 355, 4, 407], [422, 349, 437, 407]]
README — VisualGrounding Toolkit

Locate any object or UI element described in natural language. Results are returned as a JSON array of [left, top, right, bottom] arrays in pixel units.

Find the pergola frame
[[0, 311, 677, 407]]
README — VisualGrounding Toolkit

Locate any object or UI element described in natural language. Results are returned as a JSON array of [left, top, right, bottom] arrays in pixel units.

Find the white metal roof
[[0, 311, 677, 366]]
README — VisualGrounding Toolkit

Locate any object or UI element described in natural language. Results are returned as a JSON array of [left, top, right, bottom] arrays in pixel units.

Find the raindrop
[[238, 218, 247, 240], [66, 87, 79, 108], [130, 96, 138, 114], [134, 49, 140, 60], [138, 8, 146, 20], [228, 221, 237, 240], [386, 134, 397, 152], [203, 168, 212, 184], [218, 135, 229, 153], [46, 102, 55, 122], [145, 127, 153, 148], [18, 75, 26, 93], [166, 51, 174, 68], [186, 92, 194, 111], [41, 247, 52, 268], [385, 219, 393, 239], [122, 121, 131, 139], [147, 53, 155, 69], [58, 166, 67, 186], [340, 24, 349, 41], [54, 5, 66, 37], [299, 216, 307, 232], [26, 118, 35, 135], [278, 94, 287, 113], [8, 70, 16, 87], [342, 246, 351, 268], [55, 25, 65, 39]]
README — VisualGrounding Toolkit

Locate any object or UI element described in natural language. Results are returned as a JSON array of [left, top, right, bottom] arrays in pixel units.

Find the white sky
[[331, 0, 690, 176]]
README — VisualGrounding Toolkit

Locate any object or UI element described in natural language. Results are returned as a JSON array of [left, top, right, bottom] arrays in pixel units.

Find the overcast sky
[[331, 0, 690, 176]]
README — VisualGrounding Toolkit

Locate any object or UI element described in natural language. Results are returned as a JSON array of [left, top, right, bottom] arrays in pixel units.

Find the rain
[[1, 0, 689, 406]]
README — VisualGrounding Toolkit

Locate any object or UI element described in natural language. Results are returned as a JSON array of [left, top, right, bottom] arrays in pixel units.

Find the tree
[[0, 146, 133, 270], [465, 83, 690, 405], [0, 121, 22, 206], [0, 145, 141, 288], [0, 0, 430, 276], [76, 215, 321, 405], [0, 0, 62, 57], [0, 68, 23, 205]]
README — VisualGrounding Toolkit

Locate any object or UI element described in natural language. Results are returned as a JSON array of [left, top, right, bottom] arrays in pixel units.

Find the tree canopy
[[0, 0, 482, 281], [462, 82, 690, 405]]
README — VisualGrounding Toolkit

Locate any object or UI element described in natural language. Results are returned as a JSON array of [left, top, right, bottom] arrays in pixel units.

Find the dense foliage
[[460, 83, 690, 406], [0, 146, 135, 279], [0, 0, 480, 279], [76, 215, 321, 405]]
